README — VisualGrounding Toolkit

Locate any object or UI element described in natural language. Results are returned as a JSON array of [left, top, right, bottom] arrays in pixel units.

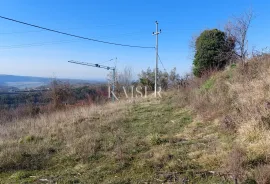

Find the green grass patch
[[201, 77, 215, 91]]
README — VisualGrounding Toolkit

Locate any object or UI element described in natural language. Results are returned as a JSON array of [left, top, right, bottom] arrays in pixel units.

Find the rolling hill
[[0, 74, 103, 89]]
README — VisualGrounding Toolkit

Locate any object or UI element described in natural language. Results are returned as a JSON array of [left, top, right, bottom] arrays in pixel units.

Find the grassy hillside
[[1, 55, 270, 183], [0, 98, 229, 183]]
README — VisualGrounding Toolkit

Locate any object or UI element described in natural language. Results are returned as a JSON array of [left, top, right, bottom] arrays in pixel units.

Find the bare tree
[[169, 67, 180, 88], [49, 80, 73, 109], [189, 33, 200, 61], [107, 66, 133, 96], [225, 9, 254, 64], [118, 66, 133, 87]]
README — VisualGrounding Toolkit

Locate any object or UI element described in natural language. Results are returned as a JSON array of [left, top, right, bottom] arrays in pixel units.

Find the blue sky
[[0, 0, 269, 80]]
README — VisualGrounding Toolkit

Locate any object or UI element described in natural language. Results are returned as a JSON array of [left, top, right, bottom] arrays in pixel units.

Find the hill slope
[[0, 98, 229, 183], [1, 55, 270, 183]]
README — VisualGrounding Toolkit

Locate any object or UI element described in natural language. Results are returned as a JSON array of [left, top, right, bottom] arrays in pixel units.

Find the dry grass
[[2, 55, 270, 183], [2, 97, 222, 183], [0, 100, 130, 164], [255, 165, 270, 184], [157, 55, 270, 182]]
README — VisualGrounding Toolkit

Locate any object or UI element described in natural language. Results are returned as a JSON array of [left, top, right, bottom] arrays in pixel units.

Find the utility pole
[[112, 68, 115, 101], [68, 60, 116, 102], [111, 57, 117, 102], [153, 21, 161, 97], [112, 67, 116, 102]]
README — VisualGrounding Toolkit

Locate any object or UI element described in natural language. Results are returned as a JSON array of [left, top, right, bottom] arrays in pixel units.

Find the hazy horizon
[[0, 73, 106, 81]]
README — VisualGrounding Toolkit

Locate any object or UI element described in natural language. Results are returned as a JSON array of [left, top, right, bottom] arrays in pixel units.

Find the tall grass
[[2, 55, 270, 183], [173, 54, 270, 183]]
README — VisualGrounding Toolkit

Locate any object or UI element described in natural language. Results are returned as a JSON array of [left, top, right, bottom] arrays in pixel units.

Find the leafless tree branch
[[225, 9, 254, 65]]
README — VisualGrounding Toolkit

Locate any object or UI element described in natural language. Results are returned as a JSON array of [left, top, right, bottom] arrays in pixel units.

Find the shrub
[[193, 29, 235, 77]]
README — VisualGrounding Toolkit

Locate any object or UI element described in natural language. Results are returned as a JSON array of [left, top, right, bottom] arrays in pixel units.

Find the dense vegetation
[[138, 67, 186, 91], [193, 29, 235, 77], [0, 92, 48, 108], [0, 85, 107, 108], [0, 83, 108, 123]]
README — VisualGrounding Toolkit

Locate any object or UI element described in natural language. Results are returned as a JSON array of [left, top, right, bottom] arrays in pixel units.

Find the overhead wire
[[0, 31, 148, 50], [0, 15, 155, 49], [158, 54, 167, 72], [0, 25, 140, 35]]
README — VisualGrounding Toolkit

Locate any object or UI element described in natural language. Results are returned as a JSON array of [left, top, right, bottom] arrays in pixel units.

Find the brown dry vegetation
[[1, 55, 270, 183], [173, 54, 270, 183]]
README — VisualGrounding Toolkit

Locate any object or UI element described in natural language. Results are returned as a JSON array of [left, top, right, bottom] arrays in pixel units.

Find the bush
[[193, 29, 235, 77]]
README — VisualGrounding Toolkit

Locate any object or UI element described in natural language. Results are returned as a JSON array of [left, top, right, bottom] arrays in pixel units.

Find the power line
[[0, 22, 136, 35], [0, 15, 155, 49], [0, 31, 148, 50], [0, 29, 144, 36], [0, 27, 202, 35], [158, 54, 167, 72]]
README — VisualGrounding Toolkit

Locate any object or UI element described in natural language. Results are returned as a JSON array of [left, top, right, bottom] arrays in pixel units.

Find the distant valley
[[0, 74, 103, 90]]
